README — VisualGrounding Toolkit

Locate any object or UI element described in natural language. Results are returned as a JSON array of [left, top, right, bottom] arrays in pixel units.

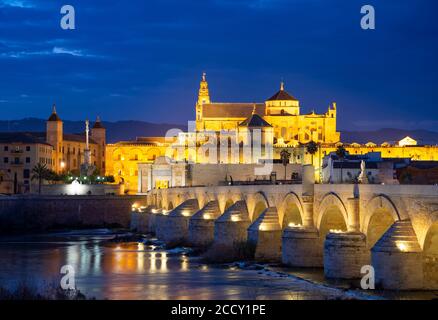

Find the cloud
[[0, 0, 34, 8], [0, 46, 101, 59], [52, 47, 87, 57]]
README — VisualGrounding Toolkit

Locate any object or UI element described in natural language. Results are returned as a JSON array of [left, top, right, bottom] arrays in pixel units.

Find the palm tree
[[335, 145, 347, 183], [31, 163, 49, 194], [280, 149, 291, 180], [306, 141, 318, 166]]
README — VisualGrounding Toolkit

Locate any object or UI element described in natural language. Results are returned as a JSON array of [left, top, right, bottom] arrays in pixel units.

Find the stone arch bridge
[[137, 181, 438, 290]]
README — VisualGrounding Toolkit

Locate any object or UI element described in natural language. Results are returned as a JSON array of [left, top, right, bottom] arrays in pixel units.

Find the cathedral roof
[[267, 82, 297, 101], [239, 114, 272, 128], [201, 103, 265, 118]]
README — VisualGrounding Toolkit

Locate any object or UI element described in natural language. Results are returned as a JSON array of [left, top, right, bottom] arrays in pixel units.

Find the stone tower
[[196, 72, 210, 121], [46, 104, 63, 172], [91, 116, 106, 173]]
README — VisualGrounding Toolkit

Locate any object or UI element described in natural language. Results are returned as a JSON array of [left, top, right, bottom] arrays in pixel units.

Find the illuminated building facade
[[195, 73, 340, 145], [104, 74, 438, 189]]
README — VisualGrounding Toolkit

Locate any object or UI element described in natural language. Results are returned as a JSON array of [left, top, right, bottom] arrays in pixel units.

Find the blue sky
[[0, 0, 437, 131]]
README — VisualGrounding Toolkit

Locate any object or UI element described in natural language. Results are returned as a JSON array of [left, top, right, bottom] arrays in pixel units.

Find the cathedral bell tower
[[196, 72, 210, 125]]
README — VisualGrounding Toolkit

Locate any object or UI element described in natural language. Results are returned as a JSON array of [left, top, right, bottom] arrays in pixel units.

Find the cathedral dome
[[267, 82, 298, 101]]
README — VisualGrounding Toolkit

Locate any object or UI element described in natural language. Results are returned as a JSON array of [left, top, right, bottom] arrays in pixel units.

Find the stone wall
[[40, 184, 124, 196], [0, 195, 147, 234], [190, 163, 302, 186]]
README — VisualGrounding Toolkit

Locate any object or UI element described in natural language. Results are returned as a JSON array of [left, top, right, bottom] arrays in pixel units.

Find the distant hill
[[1, 119, 438, 145], [0, 118, 187, 143]]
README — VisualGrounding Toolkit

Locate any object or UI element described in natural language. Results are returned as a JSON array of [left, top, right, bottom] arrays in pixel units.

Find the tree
[[335, 145, 347, 183], [31, 163, 49, 194], [306, 141, 318, 166], [280, 149, 291, 180]]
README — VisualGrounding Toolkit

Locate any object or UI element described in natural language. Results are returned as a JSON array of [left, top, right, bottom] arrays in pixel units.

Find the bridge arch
[[246, 191, 269, 222], [423, 220, 438, 289], [317, 193, 348, 241], [218, 190, 242, 213], [363, 194, 400, 248], [278, 192, 304, 228]]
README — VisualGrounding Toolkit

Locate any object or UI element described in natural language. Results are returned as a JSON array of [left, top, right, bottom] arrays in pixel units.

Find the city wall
[[0, 195, 146, 234]]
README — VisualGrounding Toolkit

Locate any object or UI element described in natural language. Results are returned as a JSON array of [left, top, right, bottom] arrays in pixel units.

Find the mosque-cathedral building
[[105, 74, 438, 192], [2, 74, 438, 194]]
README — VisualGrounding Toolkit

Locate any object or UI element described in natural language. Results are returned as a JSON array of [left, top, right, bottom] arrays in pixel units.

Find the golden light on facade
[[288, 223, 303, 228], [231, 215, 241, 222], [181, 210, 191, 217], [329, 229, 344, 234], [396, 241, 408, 252], [203, 213, 211, 220]]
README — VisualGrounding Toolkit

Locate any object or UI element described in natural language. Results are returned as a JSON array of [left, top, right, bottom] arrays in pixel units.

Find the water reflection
[[0, 231, 434, 300]]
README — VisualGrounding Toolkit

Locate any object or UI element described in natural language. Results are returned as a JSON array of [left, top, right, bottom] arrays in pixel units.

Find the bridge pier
[[372, 220, 423, 290], [188, 201, 221, 247], [131, 205, 157, 233], [324, 232, 369, 279], [248, 207, 282, 261], [161, 199, 200, 244], [154, 210, 168, 239], [147, 209, 160, 234], [214, 201, 251, 247], [282, 227, 323, 267]]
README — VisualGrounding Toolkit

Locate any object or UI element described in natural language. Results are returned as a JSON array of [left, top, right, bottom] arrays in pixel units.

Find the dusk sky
[[0, 0, 437, 131]]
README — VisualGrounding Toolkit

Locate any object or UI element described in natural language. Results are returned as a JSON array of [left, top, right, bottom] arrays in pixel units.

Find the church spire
[[197, 72, 210, 105], [280, 81, 285, 91]]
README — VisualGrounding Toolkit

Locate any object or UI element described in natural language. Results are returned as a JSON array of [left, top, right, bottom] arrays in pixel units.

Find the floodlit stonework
[[135, 174, 438, 290]]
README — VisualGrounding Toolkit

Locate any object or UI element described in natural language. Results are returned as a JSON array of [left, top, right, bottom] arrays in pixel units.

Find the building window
[[23, 169, 30, 179], [26, 157, 30, 163], [4, 146, 8, 151], [26, 146, 30, 152], [4, 157, 8, 163]]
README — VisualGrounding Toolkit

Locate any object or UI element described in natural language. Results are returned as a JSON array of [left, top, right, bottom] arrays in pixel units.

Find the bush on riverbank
[[0, 282, 91, 300], [201, 241, 256, 263]]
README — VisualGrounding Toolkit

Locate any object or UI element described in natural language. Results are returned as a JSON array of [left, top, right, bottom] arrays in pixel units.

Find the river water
[[0, 229, 436, 300]]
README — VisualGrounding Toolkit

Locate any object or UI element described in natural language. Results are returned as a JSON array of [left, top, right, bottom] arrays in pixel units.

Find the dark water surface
[[0, 230, 436, 300]]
